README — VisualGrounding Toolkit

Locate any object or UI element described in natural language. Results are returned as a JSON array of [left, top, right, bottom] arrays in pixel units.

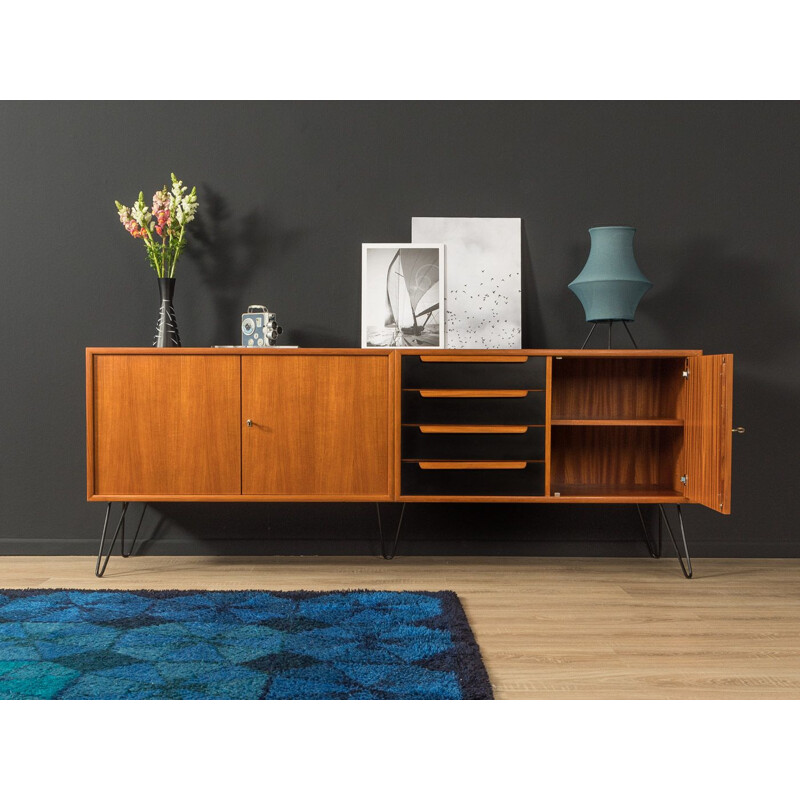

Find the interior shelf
[[550, 484, 685, 500], [551, 418, 684, 427]]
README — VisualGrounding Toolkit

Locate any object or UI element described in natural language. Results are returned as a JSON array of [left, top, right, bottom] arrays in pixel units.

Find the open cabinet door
[[684, 354, 734, 513]]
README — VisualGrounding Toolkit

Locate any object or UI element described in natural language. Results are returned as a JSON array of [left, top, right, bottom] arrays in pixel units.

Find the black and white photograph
[[361, 243, 444, 348], [411, 217, 522, 348]]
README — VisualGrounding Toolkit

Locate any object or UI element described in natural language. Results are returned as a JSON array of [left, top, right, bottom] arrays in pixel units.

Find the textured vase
[[568, 226, 652, 322], [154, 277, 181, 347]]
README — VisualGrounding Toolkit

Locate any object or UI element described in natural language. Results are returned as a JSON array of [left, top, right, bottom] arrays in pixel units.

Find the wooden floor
[[2, 556, 799, 699]]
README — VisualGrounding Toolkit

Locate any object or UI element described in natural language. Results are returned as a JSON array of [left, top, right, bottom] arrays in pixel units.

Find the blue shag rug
[[0, 589, 492, 700]]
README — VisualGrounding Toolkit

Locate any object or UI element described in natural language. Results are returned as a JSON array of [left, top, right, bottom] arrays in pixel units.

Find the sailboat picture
[[362, 243, 445, 348]]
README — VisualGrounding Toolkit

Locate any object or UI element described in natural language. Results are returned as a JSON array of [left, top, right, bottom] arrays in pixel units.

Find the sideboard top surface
[[86, 347, 704, 358]]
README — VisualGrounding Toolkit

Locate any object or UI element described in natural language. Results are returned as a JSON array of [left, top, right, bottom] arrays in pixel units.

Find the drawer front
[[401, 461, 545, 497], [402, 426, 545, 460], [402, 390, 546, 425], [402, 355, 546, 390]]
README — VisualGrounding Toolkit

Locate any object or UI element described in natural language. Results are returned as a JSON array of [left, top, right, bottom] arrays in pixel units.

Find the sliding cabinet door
[[242, 354, 393, 499], [91, 355, 241, 497]]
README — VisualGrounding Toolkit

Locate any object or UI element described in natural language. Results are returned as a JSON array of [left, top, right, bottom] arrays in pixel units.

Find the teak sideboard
[[86, 348, 735, 577]]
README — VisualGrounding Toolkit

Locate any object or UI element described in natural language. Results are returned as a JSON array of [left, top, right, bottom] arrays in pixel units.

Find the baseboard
[[1, 537, 799, 558]]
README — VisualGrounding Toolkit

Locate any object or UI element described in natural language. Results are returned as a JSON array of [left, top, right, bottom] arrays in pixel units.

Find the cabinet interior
[[551, 357, 685, 420], [550, 357, 687, 497]]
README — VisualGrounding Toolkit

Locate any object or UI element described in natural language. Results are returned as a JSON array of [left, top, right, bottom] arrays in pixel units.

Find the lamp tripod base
[[580, 320, 638, 349]]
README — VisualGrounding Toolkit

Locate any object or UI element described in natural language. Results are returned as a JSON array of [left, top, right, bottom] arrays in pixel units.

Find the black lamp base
[[580, 320, 638, 350]]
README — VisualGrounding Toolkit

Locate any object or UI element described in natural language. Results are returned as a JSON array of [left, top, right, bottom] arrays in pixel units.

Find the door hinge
[[682, 369, 690, 379], [680, 475, 687, 485]]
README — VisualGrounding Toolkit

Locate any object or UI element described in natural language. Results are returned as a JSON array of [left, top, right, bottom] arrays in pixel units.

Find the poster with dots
[[412, 217, 521, 349]]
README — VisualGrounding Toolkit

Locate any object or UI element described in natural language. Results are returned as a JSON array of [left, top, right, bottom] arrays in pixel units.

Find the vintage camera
[[242, 305, 283, 347]]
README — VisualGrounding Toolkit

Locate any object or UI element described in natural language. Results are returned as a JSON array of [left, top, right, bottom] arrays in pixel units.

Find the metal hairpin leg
[[636, 504, 662, 559], [658, 504, 693, 579], [376, 503, 406, 560], [621, 321, 638, 348], [580, 321, 638, 349], [95, 502, 148, 577], [580, 323, 599, 349]]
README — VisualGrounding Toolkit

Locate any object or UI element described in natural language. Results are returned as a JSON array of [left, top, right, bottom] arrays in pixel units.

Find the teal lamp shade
[[568, 226, 652, 322]]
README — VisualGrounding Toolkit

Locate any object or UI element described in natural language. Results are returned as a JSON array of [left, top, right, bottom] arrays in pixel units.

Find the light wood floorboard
[[2, 556, 799, 699]]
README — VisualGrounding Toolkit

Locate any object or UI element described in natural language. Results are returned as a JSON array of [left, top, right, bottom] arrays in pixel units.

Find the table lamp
[[568, 226, 652, 348]]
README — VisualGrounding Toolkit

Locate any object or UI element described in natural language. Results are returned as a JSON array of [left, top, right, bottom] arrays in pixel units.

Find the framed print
[[361, 243, 445, 348], [412, 217, 521, 348]]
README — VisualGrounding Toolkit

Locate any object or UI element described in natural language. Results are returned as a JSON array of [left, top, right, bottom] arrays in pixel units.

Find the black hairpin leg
[[658, 504, 693, 579], [580, 323, 598, 349], [95, 502, 148, 577], [621, 321, 638, 348], [121, 504, 147, 559], [582, 320, 638, 350], [376, 503, 406, 560], [636, 504, 662, 559]]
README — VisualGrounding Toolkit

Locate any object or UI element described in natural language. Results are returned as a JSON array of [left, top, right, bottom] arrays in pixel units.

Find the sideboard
[[86, 348, 735, 577]]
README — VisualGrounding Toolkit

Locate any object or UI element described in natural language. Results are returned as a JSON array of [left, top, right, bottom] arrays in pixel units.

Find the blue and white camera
[[241, 305, 282, 347]]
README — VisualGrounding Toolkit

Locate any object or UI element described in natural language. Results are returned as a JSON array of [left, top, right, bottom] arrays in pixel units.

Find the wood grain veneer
[[685, 354, 733, 513], [551, 357, 685, 420], [419, 355, 529, 363], [241, 354, 392, 497], [86, 348, 732, 510], [416, 425, 530, 434], [90, 355, 241, 497], [416, 389, 532, 398], [417, 461, 529, 470], [551, 419, 684, 427], [550, 426, 684, 493], [544, 356, 552, 496]]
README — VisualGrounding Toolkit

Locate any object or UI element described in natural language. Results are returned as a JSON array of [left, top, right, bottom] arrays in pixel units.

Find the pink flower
[[152, 189, 170, 216], [155, 208, 171, 237]]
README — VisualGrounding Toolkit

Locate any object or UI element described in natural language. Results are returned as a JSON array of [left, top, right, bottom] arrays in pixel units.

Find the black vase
[[154, 277, 181, 347]]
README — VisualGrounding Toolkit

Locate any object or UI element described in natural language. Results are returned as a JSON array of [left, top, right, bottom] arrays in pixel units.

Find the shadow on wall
[[520, 219, 546, 348], [185, 186, 305, 346], [127, 501, 662, 558]]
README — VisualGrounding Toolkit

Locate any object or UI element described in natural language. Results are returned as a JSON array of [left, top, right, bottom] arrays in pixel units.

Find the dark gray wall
[[0, 101, 796, 557]]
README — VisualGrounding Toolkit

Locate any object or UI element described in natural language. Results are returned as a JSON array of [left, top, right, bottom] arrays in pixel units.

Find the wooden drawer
[[402, 354, 546, 390], [402, 389, 546, 425], [401, 461, 545, 497], [402, 425, 545, 460]]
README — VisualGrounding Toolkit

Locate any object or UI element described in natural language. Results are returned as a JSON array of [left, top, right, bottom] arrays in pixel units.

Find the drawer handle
[[418, 461, 528, 470], [419, 355, 529, 363], [418, 389, 530, 398], [418, 425, 529, 434]]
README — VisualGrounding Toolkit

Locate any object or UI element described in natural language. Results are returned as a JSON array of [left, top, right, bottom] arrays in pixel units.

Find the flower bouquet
[[115, 173, 198, 278], [115, 174, 198, 346]]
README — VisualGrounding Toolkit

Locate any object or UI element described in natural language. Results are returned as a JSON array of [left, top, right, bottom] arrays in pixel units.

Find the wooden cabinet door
[[684, 354, 734, 513], [242, 354, 393, 498], [90, 355, 241, 497]]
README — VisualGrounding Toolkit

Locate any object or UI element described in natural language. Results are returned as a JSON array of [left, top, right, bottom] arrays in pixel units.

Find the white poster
[[412, 217, 521, 349]]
